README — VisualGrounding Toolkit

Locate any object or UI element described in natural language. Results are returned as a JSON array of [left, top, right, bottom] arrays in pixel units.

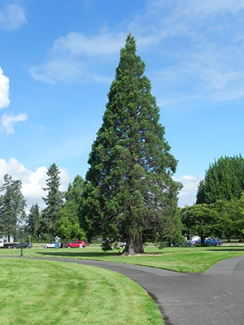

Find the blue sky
[[1, 0, 244, 209]]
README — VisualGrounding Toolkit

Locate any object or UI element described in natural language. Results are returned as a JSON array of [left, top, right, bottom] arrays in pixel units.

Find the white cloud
[[175, 175, 203, 207], [53, 31, 126, 57], [0, 158, 70, 209], [0, 67, 10, 109], [30, 58, 112, 84], [30, 30, 126, 84], [30, 0, 244, 106], [0, 4, 27, 30], [1, 113, 27, 134]]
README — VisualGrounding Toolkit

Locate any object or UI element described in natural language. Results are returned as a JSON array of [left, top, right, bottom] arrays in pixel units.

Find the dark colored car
[[65, 241, 86, 248], [167, 241, 179, 247], [120, 242, 126, 247], [12, 242, 33, 249], [184, 240, 196, 246], [195, 238, 223, 246]]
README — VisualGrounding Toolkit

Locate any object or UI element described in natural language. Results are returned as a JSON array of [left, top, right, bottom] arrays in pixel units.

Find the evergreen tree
[[196, 155, 244, 204], [26, 203, 40, 239], [81, 34, 182, 255], [0, 174, 26, 241], [56, 175, 86, 241], [42, 163, 64, 238]]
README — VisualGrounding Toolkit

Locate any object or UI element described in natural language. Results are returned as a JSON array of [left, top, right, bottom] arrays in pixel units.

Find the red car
[[65, 241, 86, 248]]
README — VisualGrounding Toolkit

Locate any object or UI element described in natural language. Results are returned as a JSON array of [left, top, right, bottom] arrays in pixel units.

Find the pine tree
[[81, 34, 182, 255], [0, 174, 26, 241], [42, 163, 64, 238], [56, 175, 86, 241], [26, 203, 40, 238]]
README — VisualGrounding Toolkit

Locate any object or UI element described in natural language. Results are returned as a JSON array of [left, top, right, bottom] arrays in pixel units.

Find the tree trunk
[[201, 236, 205, 245], [123, 234, 144, 255]]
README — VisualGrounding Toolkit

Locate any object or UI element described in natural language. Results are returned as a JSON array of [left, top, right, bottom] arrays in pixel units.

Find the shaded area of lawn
[[1, 246, 244, 273], [0, 259, 163, 325]]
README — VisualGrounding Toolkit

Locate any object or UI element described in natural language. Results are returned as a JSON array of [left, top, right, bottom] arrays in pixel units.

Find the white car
[[43, 241, 61, 248]]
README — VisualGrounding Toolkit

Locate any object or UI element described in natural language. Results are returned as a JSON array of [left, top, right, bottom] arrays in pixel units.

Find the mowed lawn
[[1, 245, 244, 272], [0, 259, 163, 325]]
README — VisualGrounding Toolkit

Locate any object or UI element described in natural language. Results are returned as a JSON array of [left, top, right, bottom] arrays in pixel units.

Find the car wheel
[[14, 247, 16, 249], [191, 244, 193, 247], [216, 244, 219, 246], [67, 246, 71, 248], [44, 246, 47, 248]]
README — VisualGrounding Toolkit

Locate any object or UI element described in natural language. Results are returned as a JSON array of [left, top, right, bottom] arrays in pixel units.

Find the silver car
[[184, 240, 196, 247], [43, 241, 61, 248]]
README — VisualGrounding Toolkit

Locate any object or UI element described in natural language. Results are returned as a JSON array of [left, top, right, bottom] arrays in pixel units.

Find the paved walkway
[[2, 255, 244, 325]]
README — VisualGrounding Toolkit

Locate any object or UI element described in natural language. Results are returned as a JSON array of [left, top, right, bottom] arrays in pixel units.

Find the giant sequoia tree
[[196, 155, 244, 204], [81, 34, 182, 255]]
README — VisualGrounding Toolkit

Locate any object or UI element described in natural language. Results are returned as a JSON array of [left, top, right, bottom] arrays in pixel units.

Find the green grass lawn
[[1, 245, 244, 273], [0, 259, 163, 325]]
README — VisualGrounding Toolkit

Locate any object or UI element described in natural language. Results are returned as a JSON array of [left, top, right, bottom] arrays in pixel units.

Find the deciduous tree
[[197, 155, 244, 204], [56, 175, 86, 241]]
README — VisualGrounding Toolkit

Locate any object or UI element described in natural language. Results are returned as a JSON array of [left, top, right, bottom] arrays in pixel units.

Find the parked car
[[195, 238, 223, 246], [43, 241, 61, 248], [184, 240, 197, 246], [166, 241, 180, 247], [65, 241, 86, 248], [120, 242, 126, 247], [12, 242, 33, 249]]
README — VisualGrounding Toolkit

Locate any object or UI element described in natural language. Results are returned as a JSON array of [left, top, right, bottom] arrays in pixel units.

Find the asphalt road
[[2, 255, 244, 325]]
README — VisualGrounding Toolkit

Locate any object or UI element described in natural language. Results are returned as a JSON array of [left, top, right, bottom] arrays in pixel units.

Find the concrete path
[[2, 255, 244, 325]]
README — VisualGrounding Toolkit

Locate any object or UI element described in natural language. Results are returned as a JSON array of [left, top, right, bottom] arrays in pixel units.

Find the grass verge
[[0, 259, 163, 325]]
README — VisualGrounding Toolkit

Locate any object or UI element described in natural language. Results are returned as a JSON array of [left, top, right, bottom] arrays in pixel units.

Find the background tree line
[[0, 163, 86, 243], [181, 155, 244, 244]]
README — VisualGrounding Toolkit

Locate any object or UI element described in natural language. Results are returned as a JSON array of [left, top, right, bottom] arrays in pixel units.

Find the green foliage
[[56, 175, 86, 241], [181, 195, 244, 240], [42, 163, 64, 238], [26, 203, 40, 238], [0, 174, 26, 240], [197, 155, 244, 204], [81, 33, 182, 254], [101, 240, 113, 251]]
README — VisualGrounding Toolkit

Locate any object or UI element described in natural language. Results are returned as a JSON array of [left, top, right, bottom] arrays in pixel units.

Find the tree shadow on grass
[[205, 248, 244, 252], [36, 251, 122, 258]]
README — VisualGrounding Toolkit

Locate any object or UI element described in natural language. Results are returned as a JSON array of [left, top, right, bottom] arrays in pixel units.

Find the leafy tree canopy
[[56, 175, 86, 241], [81, 33, 182, 255], [197, 155, 244, 204], [181, 196, 244, 242]]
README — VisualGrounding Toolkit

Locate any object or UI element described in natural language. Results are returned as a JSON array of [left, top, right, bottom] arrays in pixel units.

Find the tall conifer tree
[[42, 163, 64, 237], [0, 174, 26, 241], [81, 34, 182, 254]]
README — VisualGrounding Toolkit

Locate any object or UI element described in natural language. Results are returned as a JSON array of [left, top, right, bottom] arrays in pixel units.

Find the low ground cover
[[1, 245, 244, 273], [0, 259, 163, 325]]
